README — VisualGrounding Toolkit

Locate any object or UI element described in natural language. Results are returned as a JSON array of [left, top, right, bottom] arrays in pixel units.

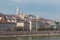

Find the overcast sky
[[0, 0, 60, 20]]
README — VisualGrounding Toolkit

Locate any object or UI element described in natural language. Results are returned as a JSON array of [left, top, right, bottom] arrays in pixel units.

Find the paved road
[[0, 31, 60, 35]]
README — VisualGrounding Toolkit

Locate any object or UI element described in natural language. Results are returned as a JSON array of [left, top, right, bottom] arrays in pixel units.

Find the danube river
[[0, 36, 60, 40]]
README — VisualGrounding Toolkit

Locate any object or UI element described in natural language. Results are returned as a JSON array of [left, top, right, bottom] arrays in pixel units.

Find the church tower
[[16, 8, 19, 16]]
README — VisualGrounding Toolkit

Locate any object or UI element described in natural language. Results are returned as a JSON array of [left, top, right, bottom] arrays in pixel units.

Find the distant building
[[16, 20, 30, 31], [55, 22, 60, 30], [0, 22, 16, 31], [50, 21, 59, 30], [0, 14, 17, 31]]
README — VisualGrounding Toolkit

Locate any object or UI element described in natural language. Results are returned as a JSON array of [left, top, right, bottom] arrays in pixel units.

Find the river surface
[[0, 36, 60, 40]]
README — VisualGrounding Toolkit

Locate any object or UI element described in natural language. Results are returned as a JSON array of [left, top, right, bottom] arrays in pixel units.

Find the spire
[[16, 8, 19, 16]]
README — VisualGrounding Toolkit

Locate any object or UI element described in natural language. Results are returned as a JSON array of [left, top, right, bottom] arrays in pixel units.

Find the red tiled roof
[[0, 20, 16, 23]]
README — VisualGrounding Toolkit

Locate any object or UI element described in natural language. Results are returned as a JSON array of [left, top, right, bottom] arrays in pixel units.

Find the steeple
[[16, 8, 19, 16]]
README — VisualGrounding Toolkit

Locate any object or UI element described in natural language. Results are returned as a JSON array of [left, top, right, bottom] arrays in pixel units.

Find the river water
[[0, 36, 60, 40]]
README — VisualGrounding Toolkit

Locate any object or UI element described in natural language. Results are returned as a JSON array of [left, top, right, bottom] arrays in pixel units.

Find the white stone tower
[[16, 8, 19, 16]]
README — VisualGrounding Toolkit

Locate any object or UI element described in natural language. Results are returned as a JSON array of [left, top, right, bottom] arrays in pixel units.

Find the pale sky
[[0, 0, 60, 20]]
